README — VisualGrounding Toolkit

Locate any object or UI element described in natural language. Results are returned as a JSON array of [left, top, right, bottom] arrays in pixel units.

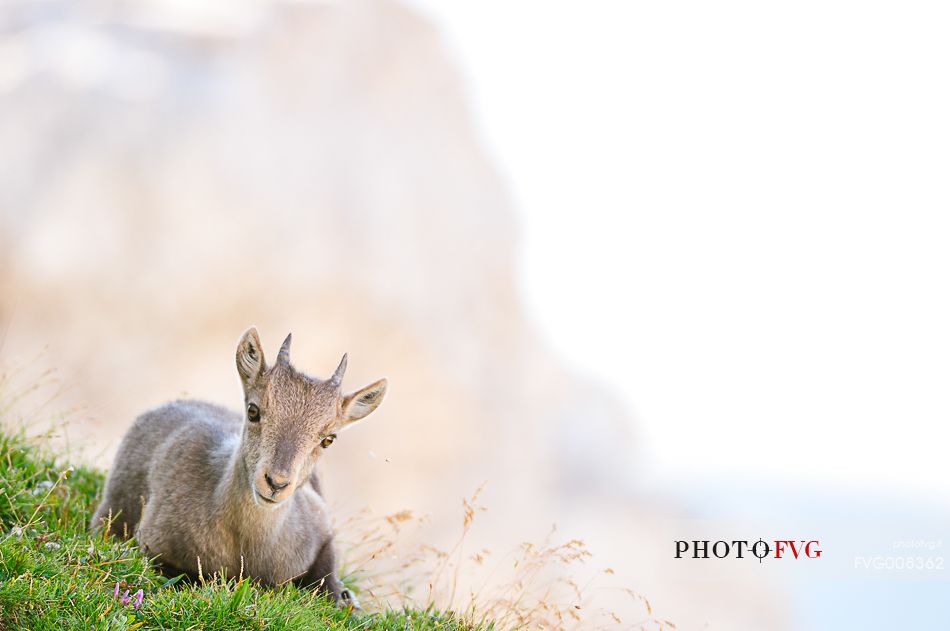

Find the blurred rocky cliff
[[0, 1, 784, 627], [1, 0, 635, 507]]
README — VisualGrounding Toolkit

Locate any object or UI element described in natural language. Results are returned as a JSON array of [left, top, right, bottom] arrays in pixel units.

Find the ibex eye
[[320, 434, 336, 448], [247, 403, 260, 423]]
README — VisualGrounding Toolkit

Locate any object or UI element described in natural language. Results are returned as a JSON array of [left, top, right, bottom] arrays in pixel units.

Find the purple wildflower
[[111, 581, 144, 609]]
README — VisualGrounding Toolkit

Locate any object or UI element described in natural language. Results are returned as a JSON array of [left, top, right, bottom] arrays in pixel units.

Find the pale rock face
[[0, 1, 784, 628]]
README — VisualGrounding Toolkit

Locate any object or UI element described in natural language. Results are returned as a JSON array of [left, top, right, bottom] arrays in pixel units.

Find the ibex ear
[[236, 327, 266, 390], [340, 379, 388, 428]]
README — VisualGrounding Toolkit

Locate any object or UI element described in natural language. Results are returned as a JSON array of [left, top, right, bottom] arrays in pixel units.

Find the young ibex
[[90, 328, 387, 606]]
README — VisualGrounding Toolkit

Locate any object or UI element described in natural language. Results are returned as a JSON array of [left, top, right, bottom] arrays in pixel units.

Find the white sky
[[408, 1, 950, 499]]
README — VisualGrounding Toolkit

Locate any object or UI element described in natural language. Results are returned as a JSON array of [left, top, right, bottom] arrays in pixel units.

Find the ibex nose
[[264, 472, 290, 492]]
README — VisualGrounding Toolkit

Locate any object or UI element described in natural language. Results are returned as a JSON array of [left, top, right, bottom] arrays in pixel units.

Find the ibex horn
[[330, 353, 348, 386], [277, 333, 292, 366]]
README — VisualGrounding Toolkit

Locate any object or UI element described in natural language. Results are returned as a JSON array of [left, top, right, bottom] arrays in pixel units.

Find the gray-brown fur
[[91, 328, 387, 605]]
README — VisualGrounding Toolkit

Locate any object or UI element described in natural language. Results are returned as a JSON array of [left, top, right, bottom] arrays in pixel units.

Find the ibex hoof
[[339, 588, 361, 611]]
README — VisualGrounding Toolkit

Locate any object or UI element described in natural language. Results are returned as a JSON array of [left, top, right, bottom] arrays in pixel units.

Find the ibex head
[[235, 327, 387, 506]]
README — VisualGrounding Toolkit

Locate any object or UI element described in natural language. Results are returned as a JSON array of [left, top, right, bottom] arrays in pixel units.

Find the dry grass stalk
[[336, 487, 674, 630]]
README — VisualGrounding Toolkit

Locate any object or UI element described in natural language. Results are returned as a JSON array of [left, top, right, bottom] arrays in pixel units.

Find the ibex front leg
[[299, 539, 359, 609]]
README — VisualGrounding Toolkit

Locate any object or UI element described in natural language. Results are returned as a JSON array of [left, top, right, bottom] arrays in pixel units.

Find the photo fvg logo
[[675, 539, 822, 563]]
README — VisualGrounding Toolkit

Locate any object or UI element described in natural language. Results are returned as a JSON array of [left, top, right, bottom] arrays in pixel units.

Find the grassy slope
[[0, 430, 480, 630]]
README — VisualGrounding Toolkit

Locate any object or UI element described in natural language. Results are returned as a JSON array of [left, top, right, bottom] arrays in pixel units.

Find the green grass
[[0, 429, 484, 630]]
